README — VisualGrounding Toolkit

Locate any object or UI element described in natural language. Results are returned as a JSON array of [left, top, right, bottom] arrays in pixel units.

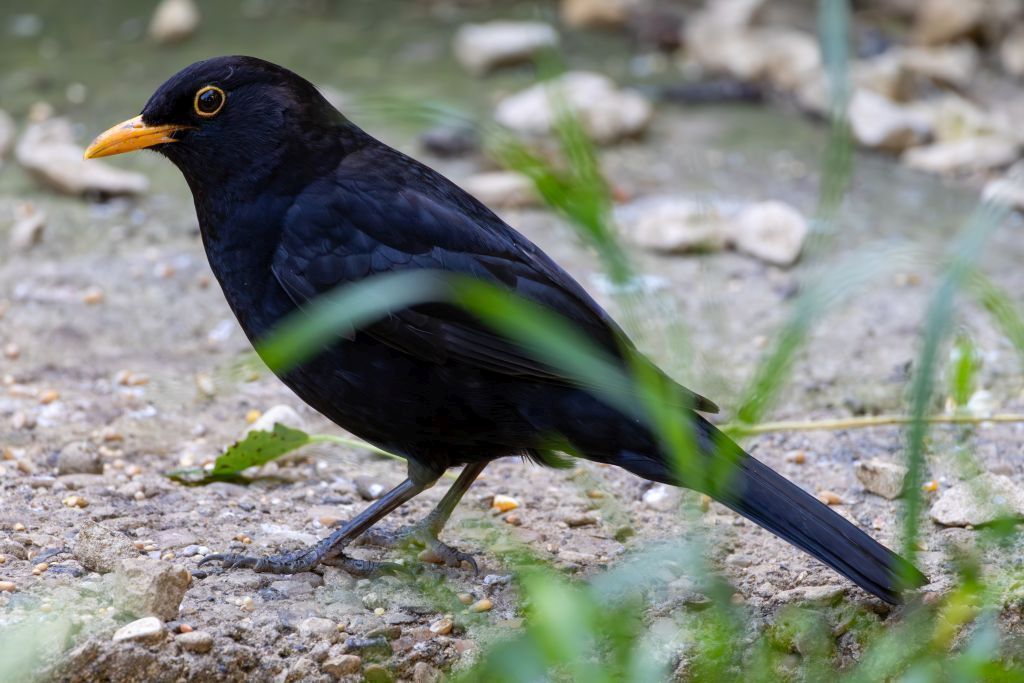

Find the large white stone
[[912, 0, 984, 46], [902, 137, 1021, 175], [930, 473, 1024, 527], [149, 0, 200, 45], [453, 21, 558, 75], [848, 89, 930, 152], [615, 197, 728, 253], [729, 201, 808, 266]]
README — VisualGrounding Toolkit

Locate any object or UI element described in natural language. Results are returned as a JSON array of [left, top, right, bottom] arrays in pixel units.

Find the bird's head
[[85, 56, 349, 190]]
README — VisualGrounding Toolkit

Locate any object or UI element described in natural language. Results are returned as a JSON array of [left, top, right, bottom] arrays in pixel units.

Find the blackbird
[[86, 56, 926, 603]]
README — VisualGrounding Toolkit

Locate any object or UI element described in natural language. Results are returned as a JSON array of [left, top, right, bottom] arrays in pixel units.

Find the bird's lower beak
[[84, 115, 191, 159]]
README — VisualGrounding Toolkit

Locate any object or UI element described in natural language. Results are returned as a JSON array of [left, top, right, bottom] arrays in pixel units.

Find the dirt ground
[[4, 3, 1024, 682]]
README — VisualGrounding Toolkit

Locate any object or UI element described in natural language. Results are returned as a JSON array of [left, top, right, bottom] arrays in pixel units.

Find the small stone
[[149, 0, 200, 44], [1000, 26, 1024, 78], [62, 495, 88, 508], [419, 124, 479, 158], [0, 581, 15, 592], [468, 598, 493, 613], [855, 459, 908, 500], [495, 71, 652, 144], [453, 21, 559, 75], [561, 0, 634, 29], [39, 390, 60, 405], [57, 441, 102, 475], [616, 197, 728, 254], [363, 664, 393, 683], [461, 172, 539, 209], [244, 409, 261, 424], [923, 480, 939, 493], [298, 617, 338, 640], [912, 0, 984, 46], [240, 596, 255, 611], [563, 512, 598, 528], [902, 136, 1021, 175], [343, 636, 392, 657], [817, 490, 842, 506], [457, 593, 474, 605], [930, 473, 1024, 527], [112, 616, 164, 643], [355, 477, 387, 501], [113, 558, 190, 620], [9, 203, 45, 252], [322, 654, 362, 676], [429, 617, 453, 635], [491, 494, 519, 512], [774, 584, 846, 604], [785, 451, 806, 464], [178, 624, 193, 633], [729, 201, 808, 267], [642, 484, 680, 512], [243, 404, 305, 435], [32, 562, 48, 575], [176, 630, 213, 653], [848, 89, 930, 152], [413, 661, 445, 683], [900, 44, 979, 89]]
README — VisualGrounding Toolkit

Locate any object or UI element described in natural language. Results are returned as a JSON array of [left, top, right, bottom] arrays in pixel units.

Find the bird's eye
[[193, 86, 226, 118]]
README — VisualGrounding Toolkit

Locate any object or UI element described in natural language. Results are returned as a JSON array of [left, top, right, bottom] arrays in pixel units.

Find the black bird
[[86, 56, 926, 603]]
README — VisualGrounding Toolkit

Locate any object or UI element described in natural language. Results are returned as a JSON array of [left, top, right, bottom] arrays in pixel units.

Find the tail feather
[[613, 416, 928, 604]]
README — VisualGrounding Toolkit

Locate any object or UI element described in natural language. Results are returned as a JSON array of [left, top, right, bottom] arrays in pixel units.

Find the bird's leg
[[199, 463, 439, 576], [358, 461, 487, 571]]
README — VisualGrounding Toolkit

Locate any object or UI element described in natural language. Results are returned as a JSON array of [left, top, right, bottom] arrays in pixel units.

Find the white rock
[[73, 521, 137, 574], [244, 404, 306, 436], [848, 89, 930, 152], [560, 0, 636, 29], [729, 201, 808, 266], [757, 28, 821, 92], [642, 484, 681, 512], [773, 584, 846, 603], [494, 71, 652, 144], [16, 118, 149, 196], [149, 0, 200, 45], [298, 617, 338, 640], [983, 162, 1024, 210], [615, 196, 728, 253], [176, 630, 214, 653], [112, 616, 165, 643], [853, 52, 914, 102], [902, 136, 1021, 175], [8, 203, 46, 252], [855, 459, 908, 500], [921, 95, 1006, 144], [687, 22, 819, 92], [900, 43, 979, 89], [912, 0, 984, 46], [930, 473, 1024, 527], [461, 171, 539, 208], [1000, 26, 1024, 78], [113, 559, 190, 620], [453, 21, 559, 75], [0, 109, 14, 161]]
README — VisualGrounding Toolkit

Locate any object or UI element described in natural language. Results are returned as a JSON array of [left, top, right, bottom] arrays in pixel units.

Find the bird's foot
[[198, 546, 323, 574], [357, 521, 477, 573]]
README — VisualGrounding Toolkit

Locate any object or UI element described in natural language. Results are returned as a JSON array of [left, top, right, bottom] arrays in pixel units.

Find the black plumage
[[86, 56, 926, 603]]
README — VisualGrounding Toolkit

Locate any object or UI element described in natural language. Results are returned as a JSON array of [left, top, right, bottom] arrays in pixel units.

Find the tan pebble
[[133, 491, 146, 501], [1, 448, 13, 461], [699, 494, 711, 513], [730, 592, 745, 605], [240, 596, 255, 611], [457, 593, 473, 605], [62, 495, 88, 508], [33, 562, 48, 574], [418, 548, 443, 564], [0, 581, 15, 592], [0, 555, 6, 565], [817, 490, 842, 505], [504, 513, 522, 526], [922, 480, 938, 493], [468, 598, 493, 613], [491, 494, 519, 512], [585, 489, 605, 499], [3, 343, 19, 360], [16, 460, 33, 474], [373, 607, 385, 616], [39, 390, 60, 405], [156, 263, 175, 279], [133, 541, 146, 550], [102, 431, 124, 442], [162, 552, 175, 561], [126, 464, 142, 476], [82, 288, 104, 305], [429, 617, 453, 635], [196, 274, 211, 289], [12, 523, 26, 532], [143, 545, 157, 552], [245, 409, 262, 424], [786, 450, 806, 464], [179, 623, 193, 633]]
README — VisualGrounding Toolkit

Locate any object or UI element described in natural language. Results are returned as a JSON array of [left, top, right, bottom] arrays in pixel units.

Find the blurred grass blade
[[970, 272, 1024, 368]]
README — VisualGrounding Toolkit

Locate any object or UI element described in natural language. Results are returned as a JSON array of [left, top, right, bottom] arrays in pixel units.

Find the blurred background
[[4, 1, 1024, 681]]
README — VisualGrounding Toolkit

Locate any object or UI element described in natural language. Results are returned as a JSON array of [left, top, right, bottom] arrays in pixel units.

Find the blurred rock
[[1000, 26, 1024, 78], [853, 52, 914, 102], [113, 558, 190, 620], [900, 43, 979, 90], [912, 0, 983, 46], [16, 118, 149, 196], [462, 171, 539, 208], [323, 655, 361, 677], [494, 71, 652, 144], [642, 484, 680, 511], [73, 521, 137, 574], [930, 473, 1024, 526], [419, 124, 479, 158], [855, 459, 908, 500], [923, 95, 1006, 143], [57, 441, 103, 475], [149, 0, 200, 45], [355, 476, 387, 501], [616, 196, 728, 253], [176, 630, 213, 653], [561, 0, 636, 29], [689, 25, 820, 92], [983, 161, 1024, 210], [627, 5, 684, 53], [902, 136, 1020, 174], [0, 109, 14, 161], [729, 201, 808, 266], [243, 404, 305, 436], [453, 21, 558, 75], [8, 202, 46, 252], [112, 616, 165, 644], [848, 89, 930, 152]]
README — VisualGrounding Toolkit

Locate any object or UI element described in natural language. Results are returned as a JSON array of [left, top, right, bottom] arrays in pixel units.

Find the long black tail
[[615, 415, 928, 604]]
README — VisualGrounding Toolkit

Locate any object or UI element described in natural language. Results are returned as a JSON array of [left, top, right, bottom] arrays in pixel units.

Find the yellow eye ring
[[193, 85, 226, 118]]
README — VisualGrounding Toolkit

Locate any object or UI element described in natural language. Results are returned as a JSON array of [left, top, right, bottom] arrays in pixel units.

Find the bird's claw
[[357, 523, 477, 573], [320, 554, 412, 578], [197, 548, 320, 574]]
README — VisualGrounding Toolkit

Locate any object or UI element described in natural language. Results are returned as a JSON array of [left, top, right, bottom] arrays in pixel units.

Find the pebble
[[785, 450, 806, 464], [902, 136, 1022, 175], [112, 616, 165, 643], [343, 636, 392, 657], [817, 490, 842, 506], [322, 654, 362, 676], [413, 662, 445, 683], [728, 201, 808, 267], [642, 484, 680, 512], [453, 21, 559, 75], [616, 196, 729, 254], [457, 593, 474, 605], [9, 203, 46, 252], [848, 89, 930, 152], [176, 629, 213, 653], [39, 390, 60, 405], [563, 512, 598, 528], [57, 441, 103, 475], [491, 494, 519, 512], [855, 459, 908, 500], [420, 124, 479, 158], [468, 598, 493, 613], [32, 562, 48, 575], [149, 0, 200, 44], [429, 617, 453, 635], [243, 404, 305, 435], [82, 288, 105, 305], [355, 476, 387, 500], [363, 664, 393, 683], [561, 0, 632, 29], [113, 558, 191, 620], [298, 617, 338, 640], [62, 495, 88, 508], [0, 581, 15, 592], [930, 473, 1024, 527], [912, 0, 983, 46], [461, 172, 539, 209]]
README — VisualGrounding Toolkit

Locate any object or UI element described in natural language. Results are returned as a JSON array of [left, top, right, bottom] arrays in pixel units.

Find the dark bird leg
[[358, 461, 487, 572], [199, 462, 440, 576]]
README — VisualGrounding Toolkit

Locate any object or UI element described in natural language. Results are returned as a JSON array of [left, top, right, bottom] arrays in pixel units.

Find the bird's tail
[[616, 415, 928, 604]]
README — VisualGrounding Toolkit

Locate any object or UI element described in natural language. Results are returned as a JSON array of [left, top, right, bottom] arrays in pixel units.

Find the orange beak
[[84, 115, 192, 159]]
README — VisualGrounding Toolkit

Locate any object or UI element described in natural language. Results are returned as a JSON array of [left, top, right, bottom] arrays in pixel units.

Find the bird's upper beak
[[84, 115, 191, 159]]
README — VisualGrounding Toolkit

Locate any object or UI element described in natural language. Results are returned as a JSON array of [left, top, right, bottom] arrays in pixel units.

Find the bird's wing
[[271, 171, 718, 412]]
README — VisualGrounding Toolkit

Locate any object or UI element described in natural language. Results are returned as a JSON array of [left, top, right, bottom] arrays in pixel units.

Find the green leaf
[[166, 423, 313, 485]]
